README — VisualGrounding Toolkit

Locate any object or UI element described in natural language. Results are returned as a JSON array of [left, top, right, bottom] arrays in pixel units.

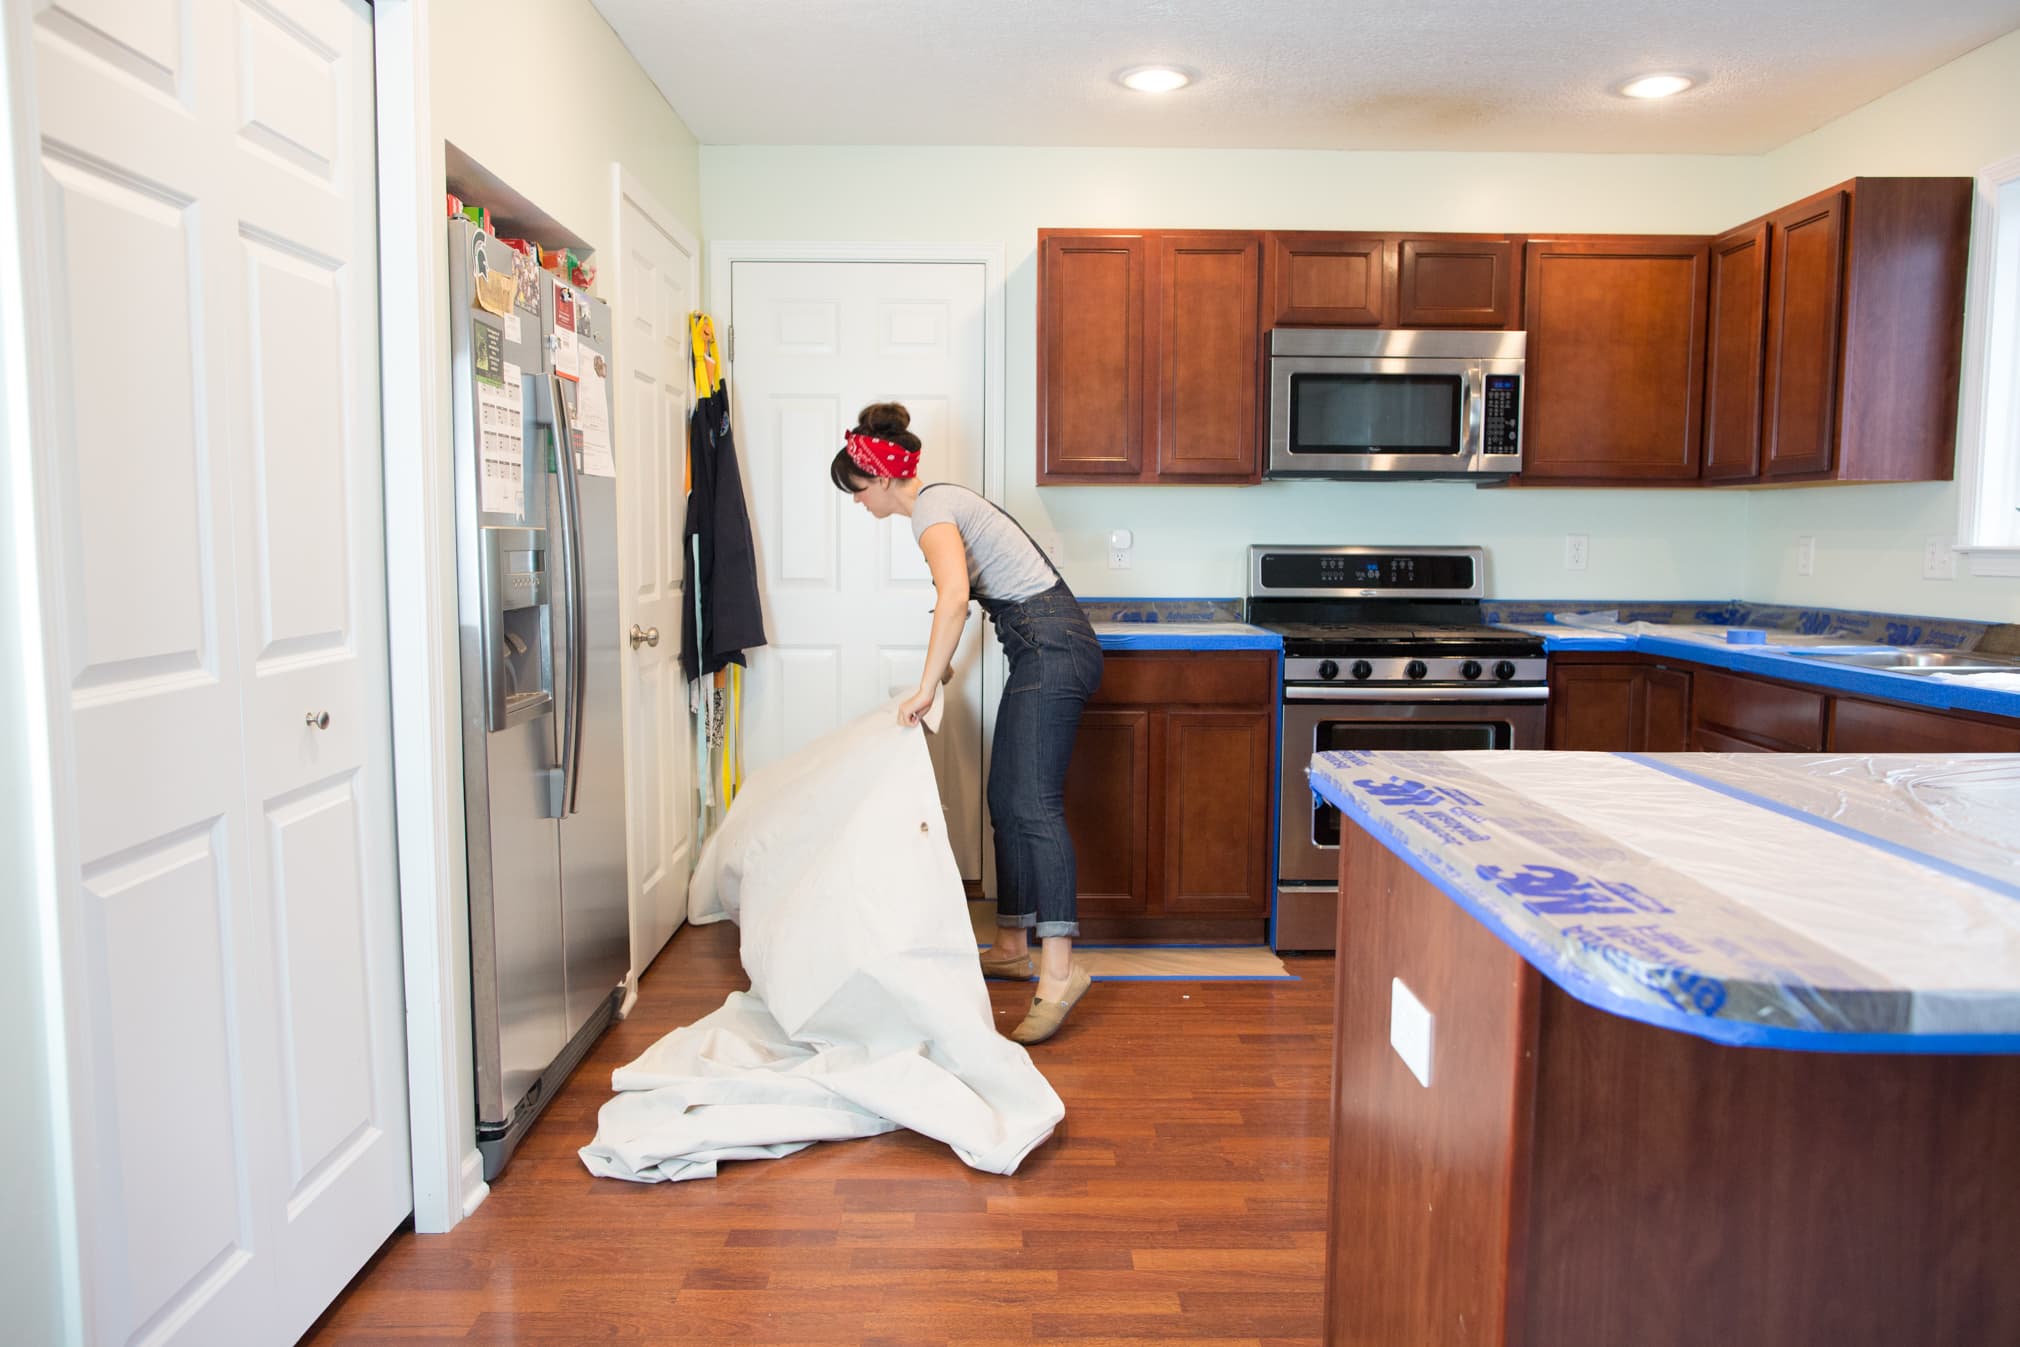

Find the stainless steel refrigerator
[[447, 219, 629, 1179]]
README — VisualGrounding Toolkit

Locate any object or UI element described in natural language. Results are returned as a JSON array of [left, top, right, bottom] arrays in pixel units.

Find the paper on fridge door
[[576, 353, 614, 477], [477, 359, 526, 516]]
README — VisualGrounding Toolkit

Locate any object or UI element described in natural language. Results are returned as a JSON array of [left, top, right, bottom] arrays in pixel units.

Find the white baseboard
[[618, 972, 640, 1020], [459, 1149, 489, 1220]]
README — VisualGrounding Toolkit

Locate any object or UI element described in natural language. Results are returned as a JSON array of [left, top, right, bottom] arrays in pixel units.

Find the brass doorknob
[[629, 624, 660, 649], [305, 711, 330, 730]]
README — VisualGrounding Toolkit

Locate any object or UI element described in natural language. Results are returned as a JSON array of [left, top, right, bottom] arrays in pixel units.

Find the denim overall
[[974, 567, 1103, 939]]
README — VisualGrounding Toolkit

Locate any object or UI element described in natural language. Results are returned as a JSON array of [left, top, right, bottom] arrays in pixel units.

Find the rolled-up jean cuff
[[997, 914, 1037, 929], [1034, 921, 1079, 939]]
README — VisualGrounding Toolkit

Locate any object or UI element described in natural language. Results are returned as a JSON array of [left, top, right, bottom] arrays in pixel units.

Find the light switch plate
[[1390, 977, 1434, 1088]]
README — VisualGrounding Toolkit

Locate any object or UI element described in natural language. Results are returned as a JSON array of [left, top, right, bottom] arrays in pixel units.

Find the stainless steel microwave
[[1266, 329, 1526, 479]]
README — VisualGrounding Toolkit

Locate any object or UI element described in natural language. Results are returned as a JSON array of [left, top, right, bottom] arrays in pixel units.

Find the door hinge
[[726, 324, 734, 362]]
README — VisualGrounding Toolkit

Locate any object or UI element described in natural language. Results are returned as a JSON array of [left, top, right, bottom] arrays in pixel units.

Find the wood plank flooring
[[303, 921, 1334, 1346]]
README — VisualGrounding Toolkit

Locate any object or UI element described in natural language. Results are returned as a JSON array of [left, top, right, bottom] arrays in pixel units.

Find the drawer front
[[1091, 651, 1275, 708], [1829, 698, 2020, 754], [1692, 670, 1825, 750]]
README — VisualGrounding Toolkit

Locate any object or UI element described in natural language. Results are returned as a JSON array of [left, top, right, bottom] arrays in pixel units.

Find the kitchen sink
[[1787, 648, 2020, 672]]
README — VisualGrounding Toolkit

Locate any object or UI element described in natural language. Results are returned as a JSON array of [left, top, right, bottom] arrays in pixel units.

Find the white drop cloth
[[579, 693, 1065, 1182]]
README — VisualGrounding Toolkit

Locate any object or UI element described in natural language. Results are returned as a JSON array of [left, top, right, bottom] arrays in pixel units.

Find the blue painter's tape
[[1094, 627, 1283, 652], [1617, 754, 2020, 903], [1311, 769, 2020, 1055], [1537, 632, 2020, 720]]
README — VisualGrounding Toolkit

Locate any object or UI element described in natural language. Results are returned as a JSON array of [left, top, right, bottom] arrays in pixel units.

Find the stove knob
[[1405, 659, 1428, 681], [1351, 660, 1374, 681], [1316, 659, 1339, 681], [1494, 660, 1518, 682], [1460, 660, 1483, 681]]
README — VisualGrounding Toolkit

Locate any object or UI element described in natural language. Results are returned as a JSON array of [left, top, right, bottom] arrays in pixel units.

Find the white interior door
[[29, 0, 409, 1342], [730, 260, 989, 880], [613, 172, 697, 981]]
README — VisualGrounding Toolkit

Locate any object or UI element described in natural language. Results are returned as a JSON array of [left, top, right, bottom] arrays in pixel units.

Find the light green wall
[[1742, 27, 2020, 621], [700, 146, 1764, 600], [701, 48, 2020, 617], [431, 0, 701, 258]]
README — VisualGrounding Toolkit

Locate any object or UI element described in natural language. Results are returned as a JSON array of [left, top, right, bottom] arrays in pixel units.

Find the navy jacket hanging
[[680, 383, 767, 680]]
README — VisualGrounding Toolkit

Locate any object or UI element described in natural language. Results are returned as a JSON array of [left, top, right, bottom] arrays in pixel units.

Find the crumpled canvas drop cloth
[[579, 694, 1065, 1182]]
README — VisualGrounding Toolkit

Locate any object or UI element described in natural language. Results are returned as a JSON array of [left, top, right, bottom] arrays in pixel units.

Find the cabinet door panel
[[1265, 232, 1390, 326], [1064, 708, 1152, 916], [1155, 232, 1262, 479], [1396, 237, 1520, 328], [1160, 710, 1272, 915], [1548, 664, 1640, 750], [1763, 191, 1847, 478], [1038, 233, 1146, 480], [1521, 238, 1710, 480], [1703, 221, 1771, 481], [1640, 667, 1692, 752], [1828, 698, 2020, 753]]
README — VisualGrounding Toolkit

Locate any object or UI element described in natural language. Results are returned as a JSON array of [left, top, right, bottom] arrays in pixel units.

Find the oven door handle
[[1284, 685, 1549, 703]]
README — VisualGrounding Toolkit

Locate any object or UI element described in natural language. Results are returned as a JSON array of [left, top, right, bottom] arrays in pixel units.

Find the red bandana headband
[[844, 431, 920, 479]]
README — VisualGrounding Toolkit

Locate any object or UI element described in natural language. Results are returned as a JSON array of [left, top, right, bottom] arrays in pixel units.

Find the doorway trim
[[707, 242, 1009, 888], [372, 0, 487, 1234]]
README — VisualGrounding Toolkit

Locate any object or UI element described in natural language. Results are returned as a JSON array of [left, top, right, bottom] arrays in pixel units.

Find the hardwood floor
[[303, 921, 1334, 1346]]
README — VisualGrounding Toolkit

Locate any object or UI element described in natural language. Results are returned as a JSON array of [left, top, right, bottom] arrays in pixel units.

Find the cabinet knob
[[305, 711, 330, 730]]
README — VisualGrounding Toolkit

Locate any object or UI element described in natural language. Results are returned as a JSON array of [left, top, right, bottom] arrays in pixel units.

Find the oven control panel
[[1284, 654, 1548, 687], [1258, 551, 1477, 593]]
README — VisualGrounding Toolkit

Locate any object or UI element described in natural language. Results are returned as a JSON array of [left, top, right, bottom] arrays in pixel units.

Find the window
[[1957, 155, 2020, 575]]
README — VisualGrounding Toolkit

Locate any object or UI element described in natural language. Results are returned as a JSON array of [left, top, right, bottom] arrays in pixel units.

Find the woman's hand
[[898, 687, 936, 727]]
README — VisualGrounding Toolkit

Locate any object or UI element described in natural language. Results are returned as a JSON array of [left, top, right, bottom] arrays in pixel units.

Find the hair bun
[[857, 402, 911, 437]]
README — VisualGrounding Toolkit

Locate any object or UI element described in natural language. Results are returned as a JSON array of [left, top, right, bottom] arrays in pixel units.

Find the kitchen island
[[1311, 749, 2020, 1347]]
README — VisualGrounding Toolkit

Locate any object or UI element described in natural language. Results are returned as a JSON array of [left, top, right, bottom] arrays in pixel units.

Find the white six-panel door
[[28, 0, 409, 1342], [730, 261, 989, 879], [613, 171, 698, 981]]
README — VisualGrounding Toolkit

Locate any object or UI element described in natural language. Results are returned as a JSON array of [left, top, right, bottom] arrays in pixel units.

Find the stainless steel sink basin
[[1788, 648, 2020, 672]]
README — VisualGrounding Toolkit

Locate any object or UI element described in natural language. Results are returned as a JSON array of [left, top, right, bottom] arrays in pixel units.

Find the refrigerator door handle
[[550, 371, 587, 817]]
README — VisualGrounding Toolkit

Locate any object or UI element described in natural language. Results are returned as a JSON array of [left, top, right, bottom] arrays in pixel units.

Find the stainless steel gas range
[[1246, 545, 1547, 952]]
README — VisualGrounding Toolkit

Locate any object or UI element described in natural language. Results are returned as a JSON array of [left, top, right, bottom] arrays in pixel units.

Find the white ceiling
[[590, 0, 2020, 154]]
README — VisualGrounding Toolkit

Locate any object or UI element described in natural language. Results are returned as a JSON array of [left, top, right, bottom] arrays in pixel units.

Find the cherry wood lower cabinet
[[1546, 655, 1690, 750], [1548, 652, 2017, 754], [1326, 827, 2020, 1347], [1060, 650, 1276, 940]]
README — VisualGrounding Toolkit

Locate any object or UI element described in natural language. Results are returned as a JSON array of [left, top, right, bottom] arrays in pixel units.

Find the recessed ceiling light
[[1617, 72, 1695, 100], [1118, 65, 1192, 94]]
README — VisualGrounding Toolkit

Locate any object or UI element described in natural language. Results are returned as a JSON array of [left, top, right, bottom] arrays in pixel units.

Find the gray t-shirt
[[910, 485, 1057, 603]]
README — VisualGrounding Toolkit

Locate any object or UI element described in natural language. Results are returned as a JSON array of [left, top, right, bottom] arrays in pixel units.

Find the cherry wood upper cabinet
[[1762, 189, 1848, 478], [1037, 232, 1148, 480], [1264, 232, 1389, 326], [1702, 220, 1772, 481], [1154, 233, 1264, 480], [1039, 228, 1263, 484], [1519, 237, 1710, 481], [1762, 177, 1972, 483], [1395, 235, 1523, 328]]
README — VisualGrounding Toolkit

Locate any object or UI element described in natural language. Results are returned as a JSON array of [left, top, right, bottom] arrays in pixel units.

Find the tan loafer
[[979, 949, 1034, 981], [1009, 963, 1093, 1044]]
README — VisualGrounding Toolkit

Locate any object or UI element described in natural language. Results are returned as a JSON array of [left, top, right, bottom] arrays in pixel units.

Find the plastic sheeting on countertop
[[580, 693, 1063, 1182], [1307, 749, 2020, 1052], [1091, 620, 1282, 651]]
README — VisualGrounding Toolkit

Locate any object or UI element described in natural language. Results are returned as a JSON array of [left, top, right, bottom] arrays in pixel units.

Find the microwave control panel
[[1483, 375, 1521, 455]]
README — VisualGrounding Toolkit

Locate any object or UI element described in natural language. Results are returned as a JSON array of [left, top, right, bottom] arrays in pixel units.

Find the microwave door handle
[[1463, 365, 1485, 458]]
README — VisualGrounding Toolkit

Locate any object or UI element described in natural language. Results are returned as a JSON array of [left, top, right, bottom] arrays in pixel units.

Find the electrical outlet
[[1107, 548, 1132, 570], [1796, 536, 1816, 577], [1039, 534, 1062, 562], [1923, 536, 1957, 581], [1563, 534, 1588, 572]]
